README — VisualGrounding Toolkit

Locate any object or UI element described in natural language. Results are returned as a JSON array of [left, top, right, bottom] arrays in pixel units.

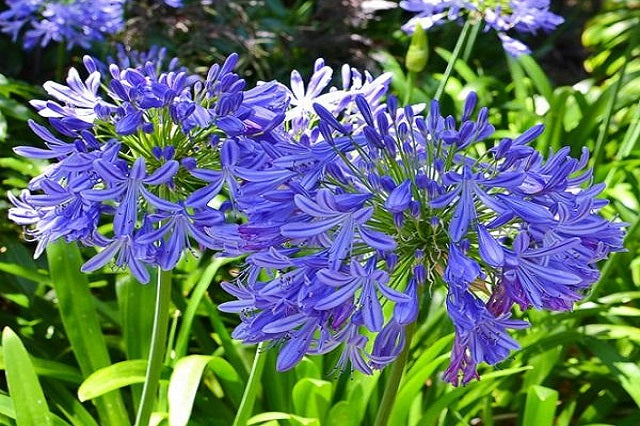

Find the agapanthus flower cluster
[[8, 53, 288, 283], [400, 0, 564, 55], [217, 64, 625, 384], [8, 52, 626, 385], [0, 0, 125, 50]]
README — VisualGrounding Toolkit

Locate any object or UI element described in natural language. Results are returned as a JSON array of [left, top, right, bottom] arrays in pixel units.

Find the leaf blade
[[2, 327, 53, 426]]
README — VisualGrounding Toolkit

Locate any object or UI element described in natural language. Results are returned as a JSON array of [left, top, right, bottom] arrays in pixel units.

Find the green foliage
[[2, 327, 53, 426], [583, 0, 640, 79]]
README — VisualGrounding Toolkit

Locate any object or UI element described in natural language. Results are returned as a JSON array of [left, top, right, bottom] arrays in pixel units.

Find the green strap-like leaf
[[168, 355, 212, 426], [0, 348, 83, 384], [247, 412, 319, 426], [116, 275, 156, 408], [292, 378, 332, 421], [0, 395, 68, 426], [2, 327, 52, 426], [44, 381, 99, 426], [78, 360, 149, 402], [46, 240, 129, 426], [523, 385, 559, 426], [387, 334, 453, 426]]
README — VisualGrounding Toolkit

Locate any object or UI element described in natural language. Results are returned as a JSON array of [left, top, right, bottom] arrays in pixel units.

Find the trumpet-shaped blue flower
[[0, 0, 124, 50], [9, 53, 290, 283], [218, 70, 625, 384]]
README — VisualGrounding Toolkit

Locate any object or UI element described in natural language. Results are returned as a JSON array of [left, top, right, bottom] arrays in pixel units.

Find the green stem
[[232, 343, 268, 426], [134, 268, 172, 426], [434, 20, 472, 102], [462, 21, 481, 63], [404, 71, 415, 105], [373, 321, 417, 426], [55, 43, 65, 81]]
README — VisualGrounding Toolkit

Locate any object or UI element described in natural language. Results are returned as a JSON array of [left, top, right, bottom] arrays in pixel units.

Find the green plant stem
[[135, 268, 172, 426], [434, 20, 472, 102], [404, 71, 415, 105], [55, 43, 65, 81], [232, 343, 268, 426], [373, 321, 417, 426], [462, 21, 481, 62]]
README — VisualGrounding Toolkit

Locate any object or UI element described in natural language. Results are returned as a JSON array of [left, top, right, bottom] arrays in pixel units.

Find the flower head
[[8, 53, 290, 282], [0, 0, 125, 50], [219, 63, 625, 383]]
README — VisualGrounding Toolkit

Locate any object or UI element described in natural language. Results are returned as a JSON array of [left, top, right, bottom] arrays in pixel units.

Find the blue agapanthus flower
[[8, 53, 289, 283], [217, 63, 625, 384], [0, 0, 124, 50], [400, 0, 564, 56], [162, 0, 183, 7]]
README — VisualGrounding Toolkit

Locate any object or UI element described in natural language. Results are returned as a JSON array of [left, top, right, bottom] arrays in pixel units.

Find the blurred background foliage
[[0, 0, 639, 425]]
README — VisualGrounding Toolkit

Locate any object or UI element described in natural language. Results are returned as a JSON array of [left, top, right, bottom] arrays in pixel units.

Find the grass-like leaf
[[46, 240, 129, 425], [2, 327, 52, 426], [168, 355, 213, 426], [523, 386, 558, 426], [0, 347, 83, 383], [78, 360, 148, 401]]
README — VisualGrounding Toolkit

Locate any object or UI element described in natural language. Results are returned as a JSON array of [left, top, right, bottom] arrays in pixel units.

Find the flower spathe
[[399, 0, 564, 56], [217, 63, 625, 384], [8, 53, 290, 283]]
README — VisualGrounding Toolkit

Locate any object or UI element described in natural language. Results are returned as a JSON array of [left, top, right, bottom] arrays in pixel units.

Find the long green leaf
[[522, 386, 558, 426], [0, 395, 67, 426], [78, 360, 148, 401], [416, 366, 532, 426], [292, 378, 332, 421], [46, 240, 129, 425], [116, 275, 155, 408], [117, 275, 155, 360], [0, 348, 83, 383], [2, 327, 52, 426], [44, 381, 99, 426], [0, 236, 42, 298], [173, 257, 237, 362], [247, 412, 319, 426], [616, 100, 640, 159], [0, 262, 51, 286], [518, 55, 554, 101], [168, 355, 212, 426], [586, 337, 640, 407]]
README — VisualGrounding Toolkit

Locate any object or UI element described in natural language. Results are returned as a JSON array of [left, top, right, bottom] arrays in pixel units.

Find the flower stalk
[[134, 268, 173, 426], [373, 321, 417, 426], [434, 19, 472, 102], [232, 343, 268, 426]]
